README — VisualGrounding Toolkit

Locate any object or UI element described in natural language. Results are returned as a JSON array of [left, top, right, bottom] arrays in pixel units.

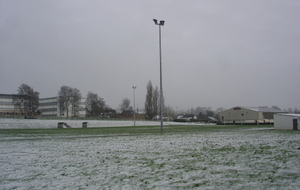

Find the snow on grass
[[0, 118, 207, 129], [1, 128, 300, 189]]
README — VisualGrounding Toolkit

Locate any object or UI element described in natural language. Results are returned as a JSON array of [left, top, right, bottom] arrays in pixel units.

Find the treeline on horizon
[[10, 83, 300, 118]]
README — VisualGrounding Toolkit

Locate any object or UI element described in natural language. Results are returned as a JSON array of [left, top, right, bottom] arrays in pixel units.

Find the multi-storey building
[[0, 94, 86, 117], [38, 97, 86, 117], [38, 97, 59, 117], [0, 94, 20, 116]]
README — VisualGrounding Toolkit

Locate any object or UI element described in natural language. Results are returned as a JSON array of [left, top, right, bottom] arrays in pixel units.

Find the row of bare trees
[[58, 87, 117, 117], [12, 84, 83, 117], [12, 84, 112, 117], [13, 83, 300, 119], [85, 92, 115, 117]]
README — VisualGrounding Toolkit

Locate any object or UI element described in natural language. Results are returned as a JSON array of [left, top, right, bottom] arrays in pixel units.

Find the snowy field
[[0, 119, 300, 189], [0, 118, 205, 129]]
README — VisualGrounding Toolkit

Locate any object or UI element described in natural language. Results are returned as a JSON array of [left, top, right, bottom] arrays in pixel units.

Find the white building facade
[[0, 94, 86, 117], [38, 97, 60, 116], [0, 94, 19, 116], [274, 114, 300, 130], [39, 97, 86, 117]]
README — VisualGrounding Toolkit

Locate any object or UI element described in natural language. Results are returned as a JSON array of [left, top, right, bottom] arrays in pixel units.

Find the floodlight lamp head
[[160, 20, 165, 26], [153, 19, 158, 25]]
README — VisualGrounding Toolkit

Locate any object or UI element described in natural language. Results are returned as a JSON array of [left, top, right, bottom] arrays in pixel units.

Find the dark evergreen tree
[[145, 81, 153, 119]]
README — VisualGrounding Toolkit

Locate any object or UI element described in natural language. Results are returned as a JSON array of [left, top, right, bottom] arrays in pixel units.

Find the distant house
[[217, 106, 287, 124], [274, 114, 300, 130], [174, 114, 197, 122]]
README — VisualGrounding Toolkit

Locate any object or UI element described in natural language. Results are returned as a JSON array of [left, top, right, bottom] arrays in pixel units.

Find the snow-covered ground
[[0, 119, 299, 189], [0, 118, 207, 129]]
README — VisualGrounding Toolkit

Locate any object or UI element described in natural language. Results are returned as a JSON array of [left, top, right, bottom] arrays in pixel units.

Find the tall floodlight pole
[[153, 19, 165, 134], [132, 86, 137, 126]]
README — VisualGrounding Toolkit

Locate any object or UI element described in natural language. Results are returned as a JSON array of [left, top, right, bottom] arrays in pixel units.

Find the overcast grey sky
[[1, 0, 299, 111]]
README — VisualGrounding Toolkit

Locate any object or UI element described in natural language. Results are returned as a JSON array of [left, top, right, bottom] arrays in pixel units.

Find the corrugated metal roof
[[276, 113, 300, 117], [242, 106, 287, 113]]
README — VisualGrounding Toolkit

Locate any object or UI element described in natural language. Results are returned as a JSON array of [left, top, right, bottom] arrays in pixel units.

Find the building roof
[[208, 116, 218, 121], [240, 106, 288, 113], [39, 97, 58, 100], [275, 113, 300, 117], [178, 114, 196, 118], [0, 94, 18, 98]]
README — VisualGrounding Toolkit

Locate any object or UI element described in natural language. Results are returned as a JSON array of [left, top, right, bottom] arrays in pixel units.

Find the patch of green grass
[[0, 124, 273, 139]]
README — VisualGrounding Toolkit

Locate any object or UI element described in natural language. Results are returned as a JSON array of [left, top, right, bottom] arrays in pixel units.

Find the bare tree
[[70, 88, 82, 116], [164, 105, 174, 118], [271, 105, 281, 110], [119, 98, 131, 112], [216, 107, 225, 113], [58, 86, 71, 117], [58, 86, 82, 118], [85, 92, 106, 117], [13, 84, 39, 116]]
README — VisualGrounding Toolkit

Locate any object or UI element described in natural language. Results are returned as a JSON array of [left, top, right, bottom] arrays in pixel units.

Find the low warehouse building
[[218, 106, 287, 125], [274, 114, 300, 130]]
